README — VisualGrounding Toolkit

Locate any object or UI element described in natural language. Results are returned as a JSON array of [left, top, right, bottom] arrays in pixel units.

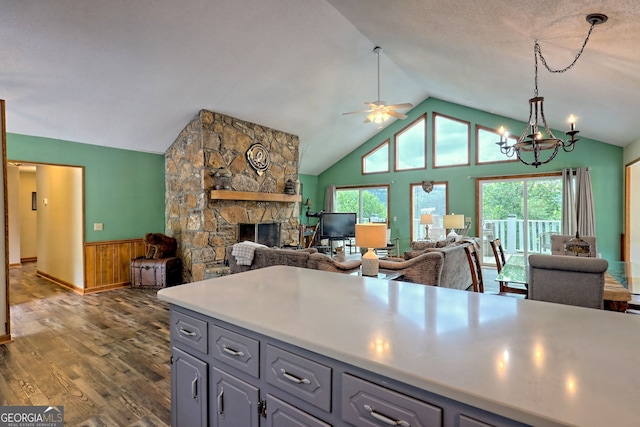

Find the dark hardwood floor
[[0, 262, 171, 426]]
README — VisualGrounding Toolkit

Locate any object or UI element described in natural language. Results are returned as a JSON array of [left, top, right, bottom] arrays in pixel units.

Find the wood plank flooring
[[0, 262, 171, 426]]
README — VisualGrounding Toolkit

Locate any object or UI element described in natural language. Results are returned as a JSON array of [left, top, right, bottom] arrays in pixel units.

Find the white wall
[[7, 165, 20, 266], [19, 170, 37, 260], [36, 165, 84, 288], [1, 99, 7, 340]]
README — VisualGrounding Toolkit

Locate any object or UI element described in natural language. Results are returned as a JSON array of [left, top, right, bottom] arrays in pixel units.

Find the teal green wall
[[7, 134, 166, 242], [316, 98, 624, 261], [299, 174, 320, 226]]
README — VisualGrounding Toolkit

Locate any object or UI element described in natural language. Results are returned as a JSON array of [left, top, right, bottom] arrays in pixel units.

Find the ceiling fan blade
[[342, 109, 373, 115], [387, 110, 408, 119], [386, 103, 413, 110]]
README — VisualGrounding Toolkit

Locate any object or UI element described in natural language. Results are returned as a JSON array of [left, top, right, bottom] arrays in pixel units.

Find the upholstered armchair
[[378, 251, 444, 287], [528, 254, 608, 309], [307, 253, 361, 274]]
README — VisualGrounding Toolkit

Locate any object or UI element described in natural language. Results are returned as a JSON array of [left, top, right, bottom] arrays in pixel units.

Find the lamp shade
[[355, 223, 387, 249], [443, 214, 464, 229], [420, 214, 434, 225]]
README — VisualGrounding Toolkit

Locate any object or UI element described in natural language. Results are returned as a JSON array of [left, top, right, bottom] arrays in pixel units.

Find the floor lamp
[[355, 223, 387, 276]]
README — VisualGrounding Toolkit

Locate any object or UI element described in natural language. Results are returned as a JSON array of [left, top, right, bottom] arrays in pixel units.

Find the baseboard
[[21, 257, 37, 263], [0, 334, 13, 346], [36, 270, 84, 294], [9, 263, 21, 268]]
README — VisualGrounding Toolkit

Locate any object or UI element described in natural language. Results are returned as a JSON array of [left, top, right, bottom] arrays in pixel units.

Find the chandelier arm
[[536, 21, 597, 74]]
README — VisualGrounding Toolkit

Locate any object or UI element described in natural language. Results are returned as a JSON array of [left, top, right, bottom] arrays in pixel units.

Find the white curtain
[[576, 167, 596, 237], [324, 184, 336, 213], [562, 168, 576, 235]]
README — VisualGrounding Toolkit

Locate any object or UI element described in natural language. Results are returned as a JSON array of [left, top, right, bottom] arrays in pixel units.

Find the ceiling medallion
[[496, 13, 607, 168], [246, 143, 270, 176]]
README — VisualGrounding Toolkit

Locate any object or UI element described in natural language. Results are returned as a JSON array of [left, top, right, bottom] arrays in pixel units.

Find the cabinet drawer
[[459, 415, 495, 427], [342, 374, 442, 427], [266, 394, 332, 427], [211, 324, 260, 378], [171, 310, 208, 354], [266, 344, 332, 412]]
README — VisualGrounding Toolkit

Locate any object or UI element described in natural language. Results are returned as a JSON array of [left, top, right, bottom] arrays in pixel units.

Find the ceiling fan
[[342, 46, 413, 124]]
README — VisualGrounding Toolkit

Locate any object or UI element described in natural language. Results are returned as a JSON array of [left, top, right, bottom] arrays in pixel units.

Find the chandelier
[[497, 13, 608, 167]]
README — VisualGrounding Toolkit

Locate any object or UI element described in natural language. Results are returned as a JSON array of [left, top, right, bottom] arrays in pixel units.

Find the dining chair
[[490, 239, 527, 297], [528, 254, 608, 309], [550, 234, 598, 257], [464, 244, 484, 293]]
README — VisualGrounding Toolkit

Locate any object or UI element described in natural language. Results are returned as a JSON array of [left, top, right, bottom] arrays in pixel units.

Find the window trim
[[475, 124, 519, 165], [432, 112, 470, 169], [394, 114, 427, 172], [361, 139, 390, 175]]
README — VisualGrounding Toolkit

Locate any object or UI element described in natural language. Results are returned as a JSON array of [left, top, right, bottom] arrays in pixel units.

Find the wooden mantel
[[210, 190, 301, 203]]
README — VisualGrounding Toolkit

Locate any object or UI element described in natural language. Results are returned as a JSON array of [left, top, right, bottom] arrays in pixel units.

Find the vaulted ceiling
[[2, 0, 639, 175]]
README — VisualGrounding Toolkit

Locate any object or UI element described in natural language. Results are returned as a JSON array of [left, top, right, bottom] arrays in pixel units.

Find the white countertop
[[158, 266, 640, 427]]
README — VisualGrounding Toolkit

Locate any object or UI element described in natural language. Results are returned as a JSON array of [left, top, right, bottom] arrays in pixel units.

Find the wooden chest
[[130, 257, 182, 289]]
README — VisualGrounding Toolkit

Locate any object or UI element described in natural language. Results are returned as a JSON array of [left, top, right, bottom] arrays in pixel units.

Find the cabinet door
[[212, 367, 260, 427], [172, 347, 208, 427]]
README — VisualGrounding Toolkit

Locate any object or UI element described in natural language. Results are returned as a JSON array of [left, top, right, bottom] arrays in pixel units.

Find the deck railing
[[482, 215, 561, 256]]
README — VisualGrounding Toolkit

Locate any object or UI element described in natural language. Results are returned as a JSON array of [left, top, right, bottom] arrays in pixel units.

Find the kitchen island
[[158, 265, 640, 427]]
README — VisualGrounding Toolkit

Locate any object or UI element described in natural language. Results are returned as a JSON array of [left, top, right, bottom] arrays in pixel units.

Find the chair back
[[528, 254, 608, 309], [464, 244, 484, 293], [490, 239, 527, 296], [551, 234, 597, 257]]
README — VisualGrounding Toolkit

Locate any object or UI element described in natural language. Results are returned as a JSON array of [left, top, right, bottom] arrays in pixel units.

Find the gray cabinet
[[169, 305, 525, 427], [171, 347, 208, 427]]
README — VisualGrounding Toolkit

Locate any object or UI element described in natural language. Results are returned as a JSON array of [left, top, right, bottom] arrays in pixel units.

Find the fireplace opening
[[238, 222, 281, 247]]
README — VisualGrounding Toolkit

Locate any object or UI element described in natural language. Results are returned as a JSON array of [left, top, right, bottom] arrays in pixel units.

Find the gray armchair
[[528, 254, 608, 309], [378, 251, 444, 286]]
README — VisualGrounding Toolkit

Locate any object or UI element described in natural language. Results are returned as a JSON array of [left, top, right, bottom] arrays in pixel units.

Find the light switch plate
[[94, 223, 103, 231]]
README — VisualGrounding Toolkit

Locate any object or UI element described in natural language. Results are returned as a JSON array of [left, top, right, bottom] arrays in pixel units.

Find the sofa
[[381, 237, 479, 291], [226, 245, 361, 274]]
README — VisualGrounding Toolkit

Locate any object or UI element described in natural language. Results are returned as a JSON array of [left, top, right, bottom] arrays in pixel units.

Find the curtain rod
[[467, 167, 587, 180]]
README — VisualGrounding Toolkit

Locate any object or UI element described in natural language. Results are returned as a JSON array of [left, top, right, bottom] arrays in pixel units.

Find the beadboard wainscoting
[[84, 238, 146, 293]]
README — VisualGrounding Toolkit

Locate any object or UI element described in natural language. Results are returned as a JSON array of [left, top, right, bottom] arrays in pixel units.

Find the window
[[362, 139, 389, 174], [395, 115, 426, 171], [433, 113, 469, 168], [336, 185, 389, 223], [476, 125, 519, 165], [477, 174, 562, 264], [410, 182, 448, 241]]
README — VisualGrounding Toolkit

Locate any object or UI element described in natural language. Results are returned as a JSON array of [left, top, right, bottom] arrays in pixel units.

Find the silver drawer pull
[[179, 327, 197, 337], [217, 386, 224, 415], [222, 344, 245, 357], [363, 404, 410, 427], [191, 375, 198, 400], [280, 368, 311, 384]]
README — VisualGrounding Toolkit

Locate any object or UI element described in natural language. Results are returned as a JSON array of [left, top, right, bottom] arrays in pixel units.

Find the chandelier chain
[[533, 20, 597, 97]]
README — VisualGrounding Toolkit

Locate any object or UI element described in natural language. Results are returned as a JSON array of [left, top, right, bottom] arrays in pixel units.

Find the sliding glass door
[[478, 175, 562, 265]]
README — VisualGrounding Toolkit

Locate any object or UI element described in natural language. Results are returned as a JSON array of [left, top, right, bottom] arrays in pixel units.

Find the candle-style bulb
[[568, 114, 576, 131]]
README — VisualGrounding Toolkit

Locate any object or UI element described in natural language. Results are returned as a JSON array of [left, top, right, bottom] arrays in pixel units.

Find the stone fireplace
[[165, 110, 301, 282]]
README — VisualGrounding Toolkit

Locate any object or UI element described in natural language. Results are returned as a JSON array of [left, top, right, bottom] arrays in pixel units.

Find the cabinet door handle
[[191, 375, 198, 400], [179, 327, 197, 337], [222, 344, 245, 357], [280, 368, 311, 384], [363, 404, 410, 427], [217, 386, 224, 415]]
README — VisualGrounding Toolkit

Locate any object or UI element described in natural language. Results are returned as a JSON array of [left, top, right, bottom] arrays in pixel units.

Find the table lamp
[[443, 214, 464, 236], [355, 223, 387, 276], [304, 198, 312, 224], [419, 214, 434, 239]]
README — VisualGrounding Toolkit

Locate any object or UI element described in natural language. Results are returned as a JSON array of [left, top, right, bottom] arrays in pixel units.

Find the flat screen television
[[320, 212, 357, 239]]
